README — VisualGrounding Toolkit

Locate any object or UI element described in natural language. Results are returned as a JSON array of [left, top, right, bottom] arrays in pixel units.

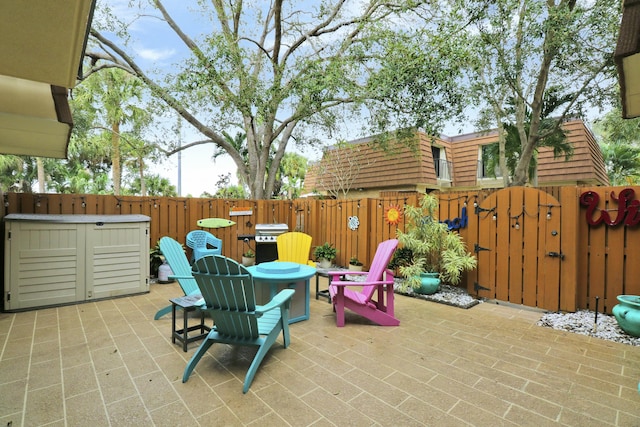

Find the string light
[[539, 203, 560, 220], [475, 205, 495, 218], [511, 214, 522, 229]]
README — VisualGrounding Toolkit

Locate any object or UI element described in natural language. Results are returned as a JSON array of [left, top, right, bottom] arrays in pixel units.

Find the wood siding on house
[[446, 130, 499, 188], [305, 119, 608, 196], [305, 133, 441, 194], [536, 120, 609, 186]]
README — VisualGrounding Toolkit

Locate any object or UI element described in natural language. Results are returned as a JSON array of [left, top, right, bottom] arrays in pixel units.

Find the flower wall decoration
[[348, 215, 360, 230], [385, 204, 402, 225]]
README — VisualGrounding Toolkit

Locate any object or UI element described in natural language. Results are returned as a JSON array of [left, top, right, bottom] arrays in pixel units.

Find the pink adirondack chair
[[328, 239, 399, 327]]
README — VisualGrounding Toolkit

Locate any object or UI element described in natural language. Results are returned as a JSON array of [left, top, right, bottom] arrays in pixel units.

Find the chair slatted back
[[186, 230, 223, 261], [276, 232, 313, 264], [360, 239, 399, 302], [159, 236, 199, 295], [192, 255, 259, 340]]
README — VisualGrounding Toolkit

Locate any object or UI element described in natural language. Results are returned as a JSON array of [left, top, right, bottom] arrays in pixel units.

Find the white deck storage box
[[3, 214, 150, 311]]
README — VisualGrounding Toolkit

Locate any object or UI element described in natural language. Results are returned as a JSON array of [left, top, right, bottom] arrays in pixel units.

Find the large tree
[[85, 0, 468, 199], [458, 0, 621, 186]]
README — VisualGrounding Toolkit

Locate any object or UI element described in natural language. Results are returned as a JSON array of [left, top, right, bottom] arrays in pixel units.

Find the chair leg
[[334, 292, 346, 327], [243, 330, 280, 393], [182, 337, 214, 383], [281, 321, 291, 348], [280, 306, 291, 347], [154, 304, 172, 320]]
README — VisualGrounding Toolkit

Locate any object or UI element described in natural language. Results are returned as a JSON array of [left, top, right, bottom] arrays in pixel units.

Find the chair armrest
[[256, 289, 295, 314], [169, 274, 193, 280], [330, 279, 394, 287]]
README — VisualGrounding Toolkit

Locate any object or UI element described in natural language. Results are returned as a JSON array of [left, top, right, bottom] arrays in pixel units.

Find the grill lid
[[255, 223, 289, 234], [255, 223, 288, 242]]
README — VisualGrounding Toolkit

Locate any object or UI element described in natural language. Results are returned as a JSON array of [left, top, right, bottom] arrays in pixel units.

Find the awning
[[0, 76, 72, 158], [615, 0, 640, 119], [0, 0, 96, 158]]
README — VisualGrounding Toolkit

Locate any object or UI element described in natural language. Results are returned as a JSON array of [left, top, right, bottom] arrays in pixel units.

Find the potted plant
[[242, 249, 256, 266], [388, 247, 413, 276], [349, 256, 364, 271], [149, 241, 164, 278], [314, 242, 337, 268], [397, 194, 477, 294]]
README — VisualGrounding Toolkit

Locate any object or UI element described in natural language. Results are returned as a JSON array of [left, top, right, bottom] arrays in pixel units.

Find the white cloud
[[136, 47, 176, 62]]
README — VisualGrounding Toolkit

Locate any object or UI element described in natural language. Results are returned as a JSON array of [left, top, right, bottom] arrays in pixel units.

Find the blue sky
[[94, 1, 609, 197], [96, 1, 571, 197]]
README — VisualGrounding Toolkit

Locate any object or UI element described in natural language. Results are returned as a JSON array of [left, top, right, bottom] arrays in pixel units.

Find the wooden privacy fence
[[0, 192, 416, 273], [2, 187, 639, 314]]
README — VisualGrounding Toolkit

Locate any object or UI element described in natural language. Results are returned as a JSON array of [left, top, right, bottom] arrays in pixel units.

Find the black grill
[[254, 223, 288, 264]]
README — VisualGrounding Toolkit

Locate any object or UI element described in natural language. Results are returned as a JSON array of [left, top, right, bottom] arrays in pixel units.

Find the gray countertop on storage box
[[4, 213, 151, 223]]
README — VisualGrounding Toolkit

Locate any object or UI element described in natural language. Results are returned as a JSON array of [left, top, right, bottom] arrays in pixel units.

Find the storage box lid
[[4, 213, 151, 223]]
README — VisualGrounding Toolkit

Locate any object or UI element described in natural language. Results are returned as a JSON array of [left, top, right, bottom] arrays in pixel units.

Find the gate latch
[[474, 243, 490, 253], [546, 251, 565, 260]]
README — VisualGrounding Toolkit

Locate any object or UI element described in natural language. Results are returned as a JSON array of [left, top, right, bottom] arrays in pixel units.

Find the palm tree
[[599, 141, 640, 185], [483, 111, 573, 185], [74, 69, 146, 195]]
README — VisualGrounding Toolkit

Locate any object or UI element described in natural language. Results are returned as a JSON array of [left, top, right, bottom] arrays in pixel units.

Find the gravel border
[[537, 310, 640, 346], [391, 278, 639, 346], [394, 282, 480, 309]]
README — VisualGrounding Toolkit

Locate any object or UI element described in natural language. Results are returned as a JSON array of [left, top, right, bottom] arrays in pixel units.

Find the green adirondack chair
[[154, 237, 202, 320], [182, 255, 295, 393]]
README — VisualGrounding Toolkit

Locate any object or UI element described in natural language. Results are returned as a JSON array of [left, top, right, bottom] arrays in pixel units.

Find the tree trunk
[[112, 122, 121, 195], [138, 156, 146, 196], [36, 157, 45, 193]]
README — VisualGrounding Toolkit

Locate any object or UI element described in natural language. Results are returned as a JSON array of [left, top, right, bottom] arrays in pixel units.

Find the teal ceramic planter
[[416, 272, 440, 295], [612, 295, 640, 338]]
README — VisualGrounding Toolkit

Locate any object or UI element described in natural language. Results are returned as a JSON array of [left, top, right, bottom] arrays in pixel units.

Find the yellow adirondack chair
[[276, 232, 316, 266]]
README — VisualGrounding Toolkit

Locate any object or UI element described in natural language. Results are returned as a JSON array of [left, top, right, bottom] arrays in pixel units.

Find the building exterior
[[304, 119, 609, 198]]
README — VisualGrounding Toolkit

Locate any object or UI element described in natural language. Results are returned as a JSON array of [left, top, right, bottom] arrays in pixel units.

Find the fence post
[[559, 186, 579, 312]]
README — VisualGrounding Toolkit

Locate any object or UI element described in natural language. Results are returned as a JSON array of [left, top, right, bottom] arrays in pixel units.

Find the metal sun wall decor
[[384, 205, 403, 225], [580, 188, 640, 227]]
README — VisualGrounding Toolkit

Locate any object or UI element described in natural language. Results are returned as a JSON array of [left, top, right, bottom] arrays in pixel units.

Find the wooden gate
[[472, 187, 564, 311]]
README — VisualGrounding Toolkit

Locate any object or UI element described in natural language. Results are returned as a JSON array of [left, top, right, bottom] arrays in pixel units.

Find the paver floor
[[1, 278, 639, 426]]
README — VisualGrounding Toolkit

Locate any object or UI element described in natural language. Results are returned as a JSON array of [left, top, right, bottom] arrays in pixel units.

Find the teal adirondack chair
[[154, 237, 202, 320], [183, 255, 295, 393]]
